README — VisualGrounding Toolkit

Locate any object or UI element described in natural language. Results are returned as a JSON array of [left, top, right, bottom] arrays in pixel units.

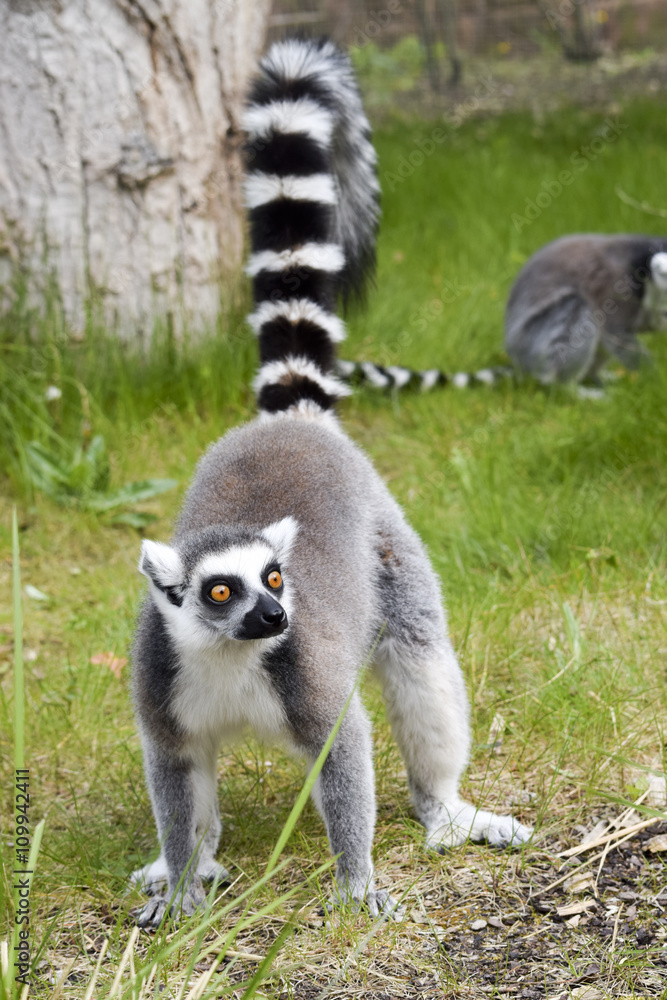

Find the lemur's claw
[[366, 889, 404, 921], [135, 896, 168, 929], [135, 885, 206, 929]]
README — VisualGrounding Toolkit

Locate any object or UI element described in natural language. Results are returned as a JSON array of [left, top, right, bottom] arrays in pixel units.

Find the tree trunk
[[415, 0, 442, 94], [569, 0, 600, 61], [536, 0, 600, 62], [0, 0, 271, 339], [438, 0, 462, 88]]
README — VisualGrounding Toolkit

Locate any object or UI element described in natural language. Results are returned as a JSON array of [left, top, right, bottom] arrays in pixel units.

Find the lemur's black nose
[[261, 608, 286, 626], [237, 593, 288, 639]]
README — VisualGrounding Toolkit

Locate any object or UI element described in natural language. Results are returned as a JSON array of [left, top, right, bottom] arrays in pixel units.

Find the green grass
[[1, 95, 667, 996]]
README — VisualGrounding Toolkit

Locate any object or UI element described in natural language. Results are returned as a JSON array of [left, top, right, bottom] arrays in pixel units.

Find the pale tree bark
[[0, 0, 271, 339]]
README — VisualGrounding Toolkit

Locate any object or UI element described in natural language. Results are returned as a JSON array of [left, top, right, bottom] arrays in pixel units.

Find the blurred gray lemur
[[336, 234, 667, 394], [505, 234, 667, 385]]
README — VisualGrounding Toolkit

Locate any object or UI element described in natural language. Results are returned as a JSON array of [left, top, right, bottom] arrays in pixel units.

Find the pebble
[[470, 919, 487, 931]]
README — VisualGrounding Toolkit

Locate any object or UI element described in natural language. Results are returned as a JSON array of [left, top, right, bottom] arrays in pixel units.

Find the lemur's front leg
[[310, 696, 400, 919], [135, 742, 212, 928]]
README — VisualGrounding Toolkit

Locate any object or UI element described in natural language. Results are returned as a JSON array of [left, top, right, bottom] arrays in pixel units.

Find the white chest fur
[[170, 636, 288, 744]]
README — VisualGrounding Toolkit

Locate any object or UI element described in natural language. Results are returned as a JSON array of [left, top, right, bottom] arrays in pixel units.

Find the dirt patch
[[31, 818, 667, 997]]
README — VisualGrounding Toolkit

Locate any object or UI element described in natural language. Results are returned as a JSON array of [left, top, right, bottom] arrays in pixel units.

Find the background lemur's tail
[[243, 39, 379, 415], [337, 360, 514, 392]]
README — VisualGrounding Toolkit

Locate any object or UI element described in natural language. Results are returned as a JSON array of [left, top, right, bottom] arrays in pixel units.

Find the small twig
[[531, 817, 658, 898], [595, 813, 648, 888], [556, 799, 650, 859], [615, 185, 667, 219], [498, 656, 575, 706], [222, 949, 266, 962], [610, 902, 624, 953], [82, 939, 109, 1000], [51, 957, 77, 1000]]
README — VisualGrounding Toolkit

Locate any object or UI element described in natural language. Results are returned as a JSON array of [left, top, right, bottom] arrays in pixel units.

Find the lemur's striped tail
[[243, 39, 379, 416], [337, 360, 514, 392]]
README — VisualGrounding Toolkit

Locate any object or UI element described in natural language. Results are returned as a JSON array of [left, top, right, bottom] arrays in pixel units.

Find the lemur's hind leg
[[374, 529, 532, 851], [508, 292, 601, 384], [375, 637, 531, 849]]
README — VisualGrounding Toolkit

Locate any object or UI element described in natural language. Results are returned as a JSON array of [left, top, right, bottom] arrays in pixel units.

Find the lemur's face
[[650, 252, 667, 293], [139, 517, 298, 644], [194, 543, 288, 640]]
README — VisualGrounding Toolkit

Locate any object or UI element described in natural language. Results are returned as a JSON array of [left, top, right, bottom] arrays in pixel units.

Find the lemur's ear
[[139, 540, 185, 605], [262, 516, 299, 564]]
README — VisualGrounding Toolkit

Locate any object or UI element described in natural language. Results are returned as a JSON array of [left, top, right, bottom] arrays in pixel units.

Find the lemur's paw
[[134, 882, 206, 929], [425, 802, 533, 852], [135, 890, 205, 929], [482, 814, 533, 849], [576, 385, 605, 400], [130, 856, 168, 895], [131, 857, 229, 896], [326, 888, 404, 922], [179, 885, 206, 917], [135, 896, 169, 929], [198, 859, 230, 884], [365, 889, 404, 921]]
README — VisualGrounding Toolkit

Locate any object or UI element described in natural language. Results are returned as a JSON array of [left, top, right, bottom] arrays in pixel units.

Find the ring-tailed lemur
[[336, 359, 513, 392], [336, 235, 667, 393], [130, 38, 531, 929], [505, 234, 667, 384]]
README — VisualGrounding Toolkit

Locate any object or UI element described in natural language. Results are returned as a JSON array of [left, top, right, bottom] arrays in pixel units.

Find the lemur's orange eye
[[209, 584, 231, 603], [267, 570, 282, 589]]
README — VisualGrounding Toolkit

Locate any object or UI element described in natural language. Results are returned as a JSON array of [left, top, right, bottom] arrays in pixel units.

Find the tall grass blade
[[266, 675, 361, 874], [238, 912, 300, 999], [12, 508, 24, 772], [0, 941, 9, 1000], [7, 517, 45, 1000], [562, 602, 583, 666], [8, 508, 26, 1000], [108, 926, 139, 999], [84, 478, 178, 512], [81, 938, 109, 1000]]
